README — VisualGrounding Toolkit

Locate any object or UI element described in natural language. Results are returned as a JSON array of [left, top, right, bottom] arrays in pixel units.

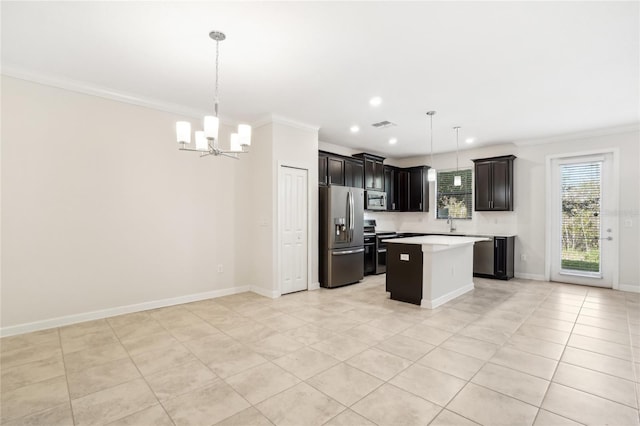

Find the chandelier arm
[[218, 152, 241, 160], [179, 144, 205, 152]]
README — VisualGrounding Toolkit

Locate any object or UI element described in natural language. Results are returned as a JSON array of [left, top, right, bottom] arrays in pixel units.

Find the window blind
[[436, 169, 472, 219], [560, 162, 601, 273]]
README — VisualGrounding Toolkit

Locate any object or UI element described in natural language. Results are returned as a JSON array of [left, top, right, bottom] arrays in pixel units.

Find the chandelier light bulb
[[176, 121, 191, 144], [238, 124, 252, 146], [195, 131, 208, 151], [204, 116, 220, 140], [230, 133, 242, 152]]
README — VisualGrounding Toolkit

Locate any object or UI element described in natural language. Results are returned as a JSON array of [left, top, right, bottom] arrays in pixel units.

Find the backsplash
[[364, 210, 518, 236]]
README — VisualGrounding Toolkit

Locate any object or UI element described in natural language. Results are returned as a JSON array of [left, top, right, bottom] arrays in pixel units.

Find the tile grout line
[[104, 315, 177, 426], [56, 327, 79, 426]]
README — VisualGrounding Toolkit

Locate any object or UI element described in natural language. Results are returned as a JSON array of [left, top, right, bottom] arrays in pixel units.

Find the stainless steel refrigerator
[[319, 186, 364, 288]]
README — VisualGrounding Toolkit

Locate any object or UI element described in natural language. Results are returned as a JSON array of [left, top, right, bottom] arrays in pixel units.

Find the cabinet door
[[373, 161, 384, 190], [491, 160, 511, 210], [328, 157, 344, 186], [474, 161, 492, 210], [318, 155, 328, 186], [408, 168, 425, 211], [397, 170, 409, 211], [494, 237, 507, 278], [344, 160, 364, 188], [384, 166, 398, 210], [364, 158, 375, 190]]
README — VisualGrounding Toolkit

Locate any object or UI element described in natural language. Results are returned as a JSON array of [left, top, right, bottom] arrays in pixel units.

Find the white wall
[[1, 76, 244, 332], [272, 121, 319, 290], [362, 131, 640, 289], [236, 119, 319, 297], [1, 78, 320, 335]]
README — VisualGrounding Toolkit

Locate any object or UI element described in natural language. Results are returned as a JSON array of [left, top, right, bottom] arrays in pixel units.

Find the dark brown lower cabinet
[[386, 243, 423, 305]]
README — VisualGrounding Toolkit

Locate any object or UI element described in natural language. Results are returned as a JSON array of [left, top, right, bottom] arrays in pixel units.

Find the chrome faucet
[[447, 215, 457, 232]]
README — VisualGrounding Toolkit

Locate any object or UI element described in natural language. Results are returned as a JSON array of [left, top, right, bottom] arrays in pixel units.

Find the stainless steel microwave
[[365, 190, 387, 211]]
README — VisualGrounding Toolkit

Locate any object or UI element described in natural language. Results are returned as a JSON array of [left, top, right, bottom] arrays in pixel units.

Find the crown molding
[[253, 114, 320, 133], [513, 123, 640, 146], [1, 65, 239, 127]]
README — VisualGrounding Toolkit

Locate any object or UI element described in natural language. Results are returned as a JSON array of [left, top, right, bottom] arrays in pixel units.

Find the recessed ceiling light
[[369, 96, 382, 107], [388, 138, 398, 145], [350, 125, 360, 133], [465, 137, 475, 144]]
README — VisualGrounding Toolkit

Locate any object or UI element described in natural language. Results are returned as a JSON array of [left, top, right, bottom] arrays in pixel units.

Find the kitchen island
[[385, 235, 489, 309]]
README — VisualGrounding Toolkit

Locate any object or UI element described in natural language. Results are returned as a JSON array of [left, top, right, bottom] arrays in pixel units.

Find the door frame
[[276, 163, 311, 296], [544, 148, 620, 289]]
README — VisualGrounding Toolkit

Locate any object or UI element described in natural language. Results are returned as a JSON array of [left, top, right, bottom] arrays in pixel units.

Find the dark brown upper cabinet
[[318, 151, 364, 188], [327, 157, 345, 186], [353, 153, 385, 191], [383, 165, 400, 211], [406, 166, 430, 212], [318, 154, 328, 186], [472, 155, 516, 211], [344, 159, 364, 188]]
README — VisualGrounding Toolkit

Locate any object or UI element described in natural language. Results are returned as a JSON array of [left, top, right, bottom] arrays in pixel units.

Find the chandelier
[[175, 31, 251, 159]]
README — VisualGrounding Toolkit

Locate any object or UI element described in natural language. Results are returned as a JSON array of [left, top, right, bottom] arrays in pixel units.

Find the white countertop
[[392, 232, 517, 238], [385, 235, 490, 246]]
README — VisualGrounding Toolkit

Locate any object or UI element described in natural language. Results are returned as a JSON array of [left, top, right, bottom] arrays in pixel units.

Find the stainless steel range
[[375, 230, 397, 274], [363, 219, 397, 275], [363, 220, 377, 276]]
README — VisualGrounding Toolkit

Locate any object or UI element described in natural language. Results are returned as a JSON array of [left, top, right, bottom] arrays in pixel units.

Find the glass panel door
[[560, 162, 602, 275], [550, 153, 615, 287]]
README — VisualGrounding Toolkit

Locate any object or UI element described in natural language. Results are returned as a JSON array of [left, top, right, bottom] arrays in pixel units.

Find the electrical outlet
[[624, 218, 633, 228], [217, 264, 223, 273], [521, 254, 527, 261]]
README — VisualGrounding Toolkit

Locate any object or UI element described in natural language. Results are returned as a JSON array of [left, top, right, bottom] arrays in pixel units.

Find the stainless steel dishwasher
[[473, 236, 495, 276]]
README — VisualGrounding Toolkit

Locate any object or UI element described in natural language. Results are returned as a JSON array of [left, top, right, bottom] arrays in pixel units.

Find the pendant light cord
[[455, 127, 460, 172], [214, 39, 220, 117], [430, 114, 434, 165]]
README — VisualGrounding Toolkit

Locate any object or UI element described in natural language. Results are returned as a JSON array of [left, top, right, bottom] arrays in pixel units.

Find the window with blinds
[[436, 169, 472, 219], [560, 162, 601, 273]]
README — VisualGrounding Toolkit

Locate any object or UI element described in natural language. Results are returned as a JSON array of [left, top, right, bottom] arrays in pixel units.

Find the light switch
[[624, 218, 633, 228], [400, 254, 409, 261]]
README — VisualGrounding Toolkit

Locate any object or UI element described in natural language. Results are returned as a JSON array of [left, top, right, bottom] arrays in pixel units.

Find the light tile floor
[[1, 275, 640, 426]]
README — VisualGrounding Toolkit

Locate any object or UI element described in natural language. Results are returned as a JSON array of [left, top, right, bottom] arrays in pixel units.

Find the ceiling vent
[[371, 120, 397, 129]]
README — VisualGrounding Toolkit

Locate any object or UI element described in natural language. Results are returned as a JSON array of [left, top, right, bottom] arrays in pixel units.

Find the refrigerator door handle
[[333, 248, 365, 255], [349, 190, 355, 240], [346, 190, 351, 242]]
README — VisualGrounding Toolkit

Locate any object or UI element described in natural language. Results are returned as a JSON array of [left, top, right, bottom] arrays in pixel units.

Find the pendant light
[[454, 126, 462, 186], [175, 31, 251, 159], [426, 111, 437, 182]]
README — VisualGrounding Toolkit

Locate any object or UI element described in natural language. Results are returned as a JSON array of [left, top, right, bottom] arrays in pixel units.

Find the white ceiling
[[2, 1, 638, 157]]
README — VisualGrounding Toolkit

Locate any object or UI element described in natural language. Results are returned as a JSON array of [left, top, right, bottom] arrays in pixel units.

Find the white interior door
[[279, 166, 308, 294], [550, 153, 616, 287]]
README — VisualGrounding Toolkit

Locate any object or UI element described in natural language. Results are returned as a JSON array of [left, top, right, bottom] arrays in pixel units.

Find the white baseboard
[[308, 282, 320, 291], [250, 286, 281, 299], [514, 273, 547, 281], [421, 283, 474, 309], [619, 284, 640, 293], [0, 285, 251, 338]]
